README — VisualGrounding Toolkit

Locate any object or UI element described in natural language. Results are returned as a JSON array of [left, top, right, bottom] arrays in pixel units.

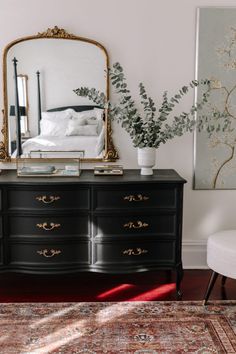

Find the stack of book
[[94, 165, 123, 176]]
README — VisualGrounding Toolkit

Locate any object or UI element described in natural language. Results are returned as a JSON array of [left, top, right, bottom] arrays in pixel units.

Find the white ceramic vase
[[137, 147, 156, 175]]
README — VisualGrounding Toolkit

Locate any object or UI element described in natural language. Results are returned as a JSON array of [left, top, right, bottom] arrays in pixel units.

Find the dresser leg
[[176, 263, 183, 300]]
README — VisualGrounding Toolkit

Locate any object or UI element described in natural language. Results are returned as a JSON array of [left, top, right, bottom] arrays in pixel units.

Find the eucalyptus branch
[[73, 87, 106, 107], [73, 62, 210, 148], [139, 83, 156, 121]]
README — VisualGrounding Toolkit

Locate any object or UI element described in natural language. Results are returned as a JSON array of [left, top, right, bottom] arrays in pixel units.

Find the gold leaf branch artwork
[[196, 10, 236, 189]]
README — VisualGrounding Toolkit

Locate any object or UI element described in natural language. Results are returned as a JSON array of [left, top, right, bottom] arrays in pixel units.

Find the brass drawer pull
[[36, 195, 61, 204], [37, 249, 61, 258], [123, 248, 148, 256], [36, 222, 61, 231], [123, 194, 149, 202], [124, 221, 149, 229]]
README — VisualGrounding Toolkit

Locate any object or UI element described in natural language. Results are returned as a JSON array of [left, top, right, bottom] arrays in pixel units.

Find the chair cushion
[[207, 230, 236, 279]]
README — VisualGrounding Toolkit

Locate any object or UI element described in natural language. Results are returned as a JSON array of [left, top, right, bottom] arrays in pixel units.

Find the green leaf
[[73, 62, 212, 148]]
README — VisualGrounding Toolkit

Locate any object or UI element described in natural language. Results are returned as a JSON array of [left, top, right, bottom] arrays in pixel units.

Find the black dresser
[[0, 169, 186, 297]]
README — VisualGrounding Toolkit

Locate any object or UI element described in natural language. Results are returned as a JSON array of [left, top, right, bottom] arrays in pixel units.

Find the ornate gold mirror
[[1, 26, 118, 161]]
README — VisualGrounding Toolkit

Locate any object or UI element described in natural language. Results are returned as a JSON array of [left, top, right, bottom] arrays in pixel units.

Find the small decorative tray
[[16, 151, 84, 177], [20, 165, 56, 175]]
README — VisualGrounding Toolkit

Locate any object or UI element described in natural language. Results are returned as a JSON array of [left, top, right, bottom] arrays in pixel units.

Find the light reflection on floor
[[96, 283, 135, 300], [22, 302, 141, 354], [23, 319, 87, 354], [30, 303, 84, 329], [96, 282, 176, 301], [128, 283, 176, 301], [3, 283, 176, 353]]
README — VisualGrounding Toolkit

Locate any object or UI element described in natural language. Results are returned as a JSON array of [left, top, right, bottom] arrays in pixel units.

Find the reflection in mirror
[[8, 39, 106, 159], [8, 74, 29, 155], [1, 27, 118, 161], [17, 75, 29, 135]]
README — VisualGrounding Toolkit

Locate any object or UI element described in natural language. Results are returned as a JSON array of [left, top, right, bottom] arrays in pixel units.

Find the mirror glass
[[2, 28, 117, 161], [17, 75, 29, 135], [9, 74, 29, 154]]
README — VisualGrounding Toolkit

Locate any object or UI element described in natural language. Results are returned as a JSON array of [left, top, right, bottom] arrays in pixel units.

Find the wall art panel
[[195, 7, 236, 189]]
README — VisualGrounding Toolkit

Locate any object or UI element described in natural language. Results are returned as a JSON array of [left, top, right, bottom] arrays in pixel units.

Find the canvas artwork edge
[[194, 7, 236, 190]]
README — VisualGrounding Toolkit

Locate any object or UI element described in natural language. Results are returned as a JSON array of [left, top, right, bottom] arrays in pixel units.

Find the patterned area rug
[[0, 301, 236, 354]]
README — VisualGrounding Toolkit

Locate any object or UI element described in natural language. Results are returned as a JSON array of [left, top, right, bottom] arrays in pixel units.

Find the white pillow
[[86, 116, 98, 125], [66, 121, 98, 136], [71, 110, 95, 120], [97, 119, 104, 135], [71, 108, 104, 121], [85, 117, 104, 135], [94, 108, 104, 120], [41, 109, 74, 122], [70, 109, 104, 134], [95, 126, 105, 155], [84, 109, 104, 134], [40, 119, 68, 136], [70, 116, 87, 126], [93, 108, 104, 134]]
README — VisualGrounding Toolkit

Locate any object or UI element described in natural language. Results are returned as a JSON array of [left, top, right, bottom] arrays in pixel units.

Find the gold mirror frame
[[1, 26, 118, 162]]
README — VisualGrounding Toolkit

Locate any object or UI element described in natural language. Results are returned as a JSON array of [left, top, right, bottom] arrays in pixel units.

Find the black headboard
[[47, 105, 103, 112]]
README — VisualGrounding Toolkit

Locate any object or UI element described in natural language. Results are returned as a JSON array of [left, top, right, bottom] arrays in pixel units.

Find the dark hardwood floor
[[0, 270, 235, 302]]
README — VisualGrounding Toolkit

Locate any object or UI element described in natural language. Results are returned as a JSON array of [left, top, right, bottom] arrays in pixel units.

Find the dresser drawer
[[94, 213, 176, 238], [9, 241, 90, 265], [7, 188, 89, 211], [94, 240, 176, 266], [8, 215, 89, 238], [93, 185, 177, 211]]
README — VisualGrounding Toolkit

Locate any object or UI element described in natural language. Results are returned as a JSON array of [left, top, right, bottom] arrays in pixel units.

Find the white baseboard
[[182, 240, 208, 269]]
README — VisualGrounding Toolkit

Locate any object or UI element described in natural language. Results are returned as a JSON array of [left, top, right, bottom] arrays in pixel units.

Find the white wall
[[1, 0, 236, 267]]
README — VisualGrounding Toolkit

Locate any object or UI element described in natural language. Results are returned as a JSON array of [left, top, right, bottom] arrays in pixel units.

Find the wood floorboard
[[0, 270, 235, 302]]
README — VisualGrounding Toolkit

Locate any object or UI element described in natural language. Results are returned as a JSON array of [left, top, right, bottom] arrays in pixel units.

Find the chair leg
[[221, 283, 227, 300], [221, 275, 227, 286], [203, 271, 218, 305]]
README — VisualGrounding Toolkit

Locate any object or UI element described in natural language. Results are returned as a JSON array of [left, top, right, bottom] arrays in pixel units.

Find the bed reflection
[[12, 106, 105, 158]]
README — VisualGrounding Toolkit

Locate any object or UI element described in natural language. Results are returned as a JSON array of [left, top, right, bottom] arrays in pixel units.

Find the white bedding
[[15, 133, 104, 158], [11, 108, 105, 158]]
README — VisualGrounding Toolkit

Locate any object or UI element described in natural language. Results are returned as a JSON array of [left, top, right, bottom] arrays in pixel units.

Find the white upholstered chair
[[204, 230, 236, 305]]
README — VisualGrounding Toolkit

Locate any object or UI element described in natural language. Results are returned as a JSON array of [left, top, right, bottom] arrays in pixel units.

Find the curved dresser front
[[0, 169, 186, 297]]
